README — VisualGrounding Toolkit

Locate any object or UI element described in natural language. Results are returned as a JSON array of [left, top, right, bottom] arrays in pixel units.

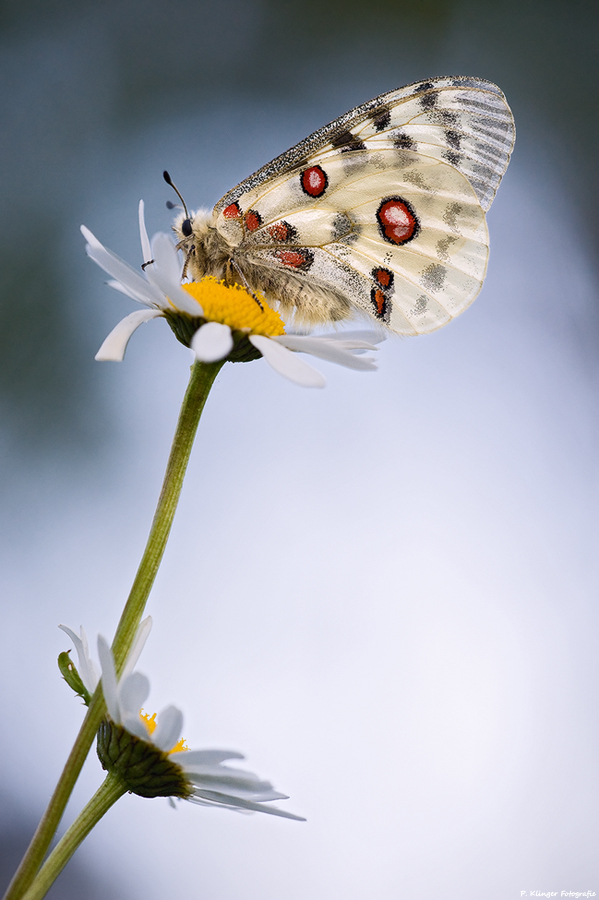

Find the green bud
[[97, 719, 192, 799], [58, 651, 92, 706]]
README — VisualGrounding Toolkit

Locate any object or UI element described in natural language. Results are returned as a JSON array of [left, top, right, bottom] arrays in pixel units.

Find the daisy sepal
[[58, 625, 99, 695]]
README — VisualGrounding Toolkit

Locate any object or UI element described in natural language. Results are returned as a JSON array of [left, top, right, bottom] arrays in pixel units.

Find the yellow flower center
[[181, 277, 285, 336], [139, 710, 189, 754]]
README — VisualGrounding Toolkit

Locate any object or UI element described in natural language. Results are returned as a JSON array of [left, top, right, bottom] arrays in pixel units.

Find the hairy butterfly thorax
[[169, 77, 515, 333], [172, 208, 352, 327], [172, 209, 233, 281]]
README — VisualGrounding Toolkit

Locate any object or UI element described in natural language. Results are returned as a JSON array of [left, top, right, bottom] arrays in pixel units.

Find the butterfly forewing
[[215, 77, 514, 216], [202, 77, 513, 335]]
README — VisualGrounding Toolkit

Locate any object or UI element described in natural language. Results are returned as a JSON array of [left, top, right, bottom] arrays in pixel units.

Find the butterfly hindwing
[[224, 149, 487, 334]]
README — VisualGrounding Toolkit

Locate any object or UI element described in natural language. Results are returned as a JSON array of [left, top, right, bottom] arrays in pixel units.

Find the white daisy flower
[[82, 202, 383, 388], [61, 621, 304, 821], [59, 617, 152, 701]]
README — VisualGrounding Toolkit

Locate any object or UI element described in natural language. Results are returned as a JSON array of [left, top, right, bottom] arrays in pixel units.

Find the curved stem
[[2, 359, 224, 900], [110, 359, 224, 674], [20, 775, 127, 900]]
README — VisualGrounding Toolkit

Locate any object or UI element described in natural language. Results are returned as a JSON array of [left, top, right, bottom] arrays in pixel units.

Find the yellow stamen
[[182, 277, 285, 336], [140, 710, 157, 734], [139, 710, 189, 754]]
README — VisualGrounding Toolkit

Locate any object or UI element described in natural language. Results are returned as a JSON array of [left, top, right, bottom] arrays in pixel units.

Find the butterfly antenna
[[163, 170, 190, 219]]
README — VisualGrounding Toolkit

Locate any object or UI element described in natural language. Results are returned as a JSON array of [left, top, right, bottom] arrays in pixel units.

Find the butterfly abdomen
[[241, 261, 353, 326]]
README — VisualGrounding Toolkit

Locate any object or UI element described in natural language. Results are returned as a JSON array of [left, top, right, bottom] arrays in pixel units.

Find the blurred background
[[1, 1, 598, 897]]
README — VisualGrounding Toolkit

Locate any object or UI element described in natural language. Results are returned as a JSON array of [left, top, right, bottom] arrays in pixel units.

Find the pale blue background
[[1, 2, 598, 897]]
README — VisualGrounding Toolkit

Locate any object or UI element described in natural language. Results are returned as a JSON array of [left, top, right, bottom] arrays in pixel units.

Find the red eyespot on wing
[[268, 221, 297, 242], [373, 267, 394, 288], [223, 202, 242, 219], [371, 288, 387, 317], [268, 222, 288, 241], [300, 165, 328, 198], [376, 198, 419, 245], [245, 209, 262, 231], [275, 249, 314, 271]]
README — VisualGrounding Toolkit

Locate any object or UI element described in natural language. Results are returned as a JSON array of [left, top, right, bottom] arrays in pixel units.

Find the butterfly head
[[171, 206, 231, 283]]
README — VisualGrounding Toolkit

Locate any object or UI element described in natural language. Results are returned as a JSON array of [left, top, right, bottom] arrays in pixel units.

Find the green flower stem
[[2, 359, 224, 900], [20, 774, 127, 900], [110, 358, 224, 675]]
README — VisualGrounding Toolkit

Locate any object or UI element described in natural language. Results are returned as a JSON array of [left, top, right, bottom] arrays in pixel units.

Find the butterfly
[[171, 76, 515, 336]]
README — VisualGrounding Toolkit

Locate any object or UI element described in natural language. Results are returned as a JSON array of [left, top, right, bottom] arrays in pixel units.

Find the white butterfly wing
[[210, 77, 514, 335]]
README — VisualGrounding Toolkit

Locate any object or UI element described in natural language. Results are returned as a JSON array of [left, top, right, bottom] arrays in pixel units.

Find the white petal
[[80, 225, 164, 308], [58, 625, 99, 694], [170, 749, 245, 766], [120, 616, 152, 682], [152, 705, 184, 752], [146, 233, 203, 317], [122, 712, 152, 741], [95, 309, 162, 361], [274, 335, 377, 371], [249, 335, 326, 388], [97, 636, 120, 722], [118, 671, 150, 720], [106, 279, 154, 306], [184, 770, 285, 799], [138, 200, 152, 264], [318, 329, 386, 346], [191, 322, 233, 362], [182, 764, 271, 787], [191, 790, 306, 820]]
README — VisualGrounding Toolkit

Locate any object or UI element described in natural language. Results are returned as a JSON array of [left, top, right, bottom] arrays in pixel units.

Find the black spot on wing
[[445, 130, 461, 150], [433, 109, 459, 127], [331, 213, 353, 240], [331, 129, 366, 152], [443, 150, 462, 167], [419, 91, 438, 110], [371, 106, 391, 131], [420, 263, 447, 293], [393, 131, 416, 151]]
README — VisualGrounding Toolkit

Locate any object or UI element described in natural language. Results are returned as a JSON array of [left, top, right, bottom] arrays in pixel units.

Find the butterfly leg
[[228, 257, 264, 310]]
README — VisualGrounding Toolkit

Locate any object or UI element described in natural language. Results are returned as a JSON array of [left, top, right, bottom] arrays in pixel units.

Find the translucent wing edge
[[213, 76, 514, 215]]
